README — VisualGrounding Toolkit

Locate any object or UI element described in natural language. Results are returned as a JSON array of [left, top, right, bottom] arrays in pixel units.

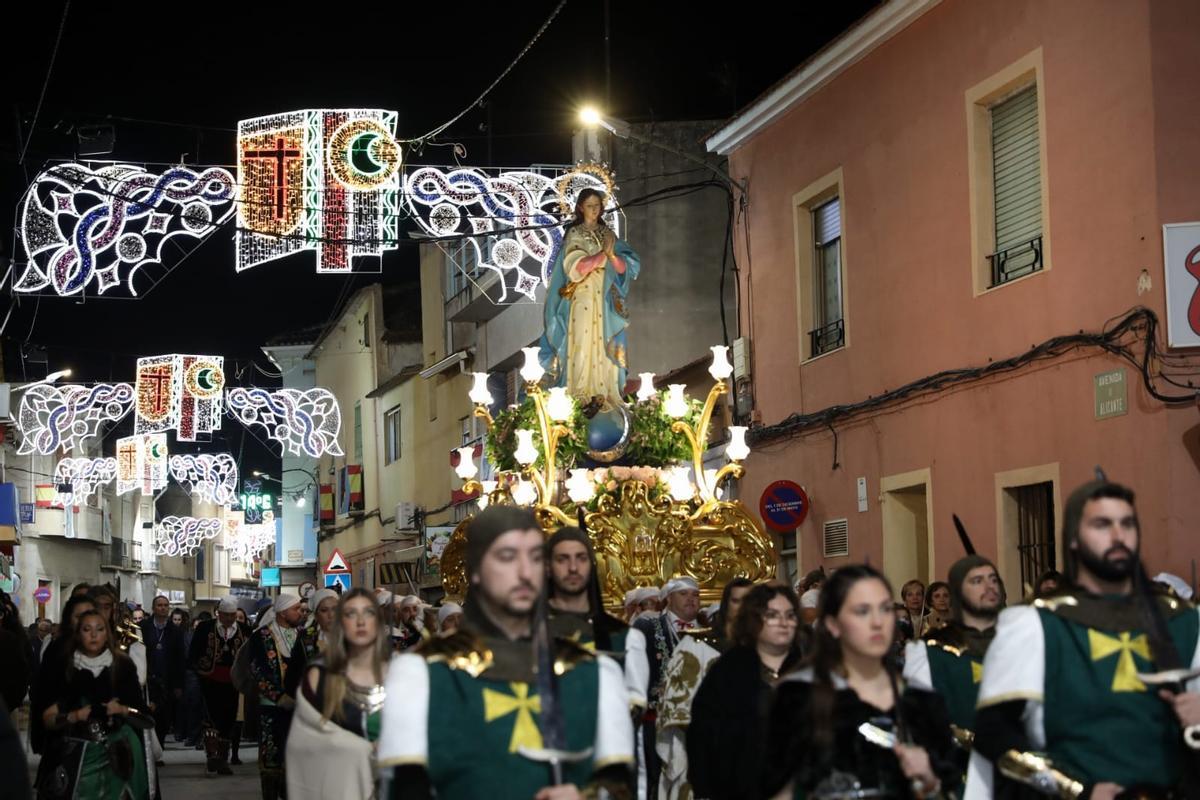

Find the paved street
[[26, 738, 262, 799]]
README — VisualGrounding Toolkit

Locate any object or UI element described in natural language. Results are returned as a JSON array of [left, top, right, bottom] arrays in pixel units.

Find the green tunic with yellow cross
[[970, 592, 1200, 792], [376, 628, 634, 800]]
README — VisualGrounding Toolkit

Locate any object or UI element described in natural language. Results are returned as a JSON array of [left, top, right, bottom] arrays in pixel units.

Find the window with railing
[[988, 85, 1043, 286], [809, 198, 845, 356], [1008, 481, 1055, 592]]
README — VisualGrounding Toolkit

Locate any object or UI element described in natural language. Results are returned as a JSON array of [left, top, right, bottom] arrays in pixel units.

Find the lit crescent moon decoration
[[328, 117, 401, 190]]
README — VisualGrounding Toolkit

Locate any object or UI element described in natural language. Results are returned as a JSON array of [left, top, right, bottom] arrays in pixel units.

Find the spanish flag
[[35, 485, 56, 509], [347, 465, 364, 512], [320, 484, 335, 522]]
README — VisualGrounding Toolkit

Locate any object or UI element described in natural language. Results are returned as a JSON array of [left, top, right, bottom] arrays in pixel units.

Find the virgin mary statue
[[538, 188, 640, 404]]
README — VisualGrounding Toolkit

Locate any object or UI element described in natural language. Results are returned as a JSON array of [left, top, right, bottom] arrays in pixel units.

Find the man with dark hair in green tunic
[[905, 554, 1003, 734], [545, 526, 628, 657], [968, 480, 1200, 799], [378, 506, 634, 800]]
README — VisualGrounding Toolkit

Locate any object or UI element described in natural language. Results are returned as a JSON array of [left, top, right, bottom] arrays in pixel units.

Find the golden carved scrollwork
[[439, 480, 777, 612]]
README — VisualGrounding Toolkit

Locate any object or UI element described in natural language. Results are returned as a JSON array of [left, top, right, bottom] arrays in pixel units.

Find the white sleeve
[[902, 640, 932, 690], [129, 642, 148, 687], [976, 605, 1045, 709], [966, 604, 1048, 800], [623, 627, 648, 707], [593, 655, 635, 769], [377, 654, 429, 768]]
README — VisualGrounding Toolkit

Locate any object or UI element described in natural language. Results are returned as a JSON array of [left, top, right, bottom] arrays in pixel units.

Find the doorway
[[881, 469, 934, 594]]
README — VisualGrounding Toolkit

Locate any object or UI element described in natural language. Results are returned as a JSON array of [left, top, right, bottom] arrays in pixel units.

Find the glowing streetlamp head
[[520, 347, 546, 385], [636, 372, 657, 403], [546, 387, 574, 422], [512, 477, 538, 506], [726, 426, 750, 462], [708, 346, 733, 381], [514, 430, 539, 466], [566, 469, 595, 505], [469, 372, 493, 406], [664, 384, 689, 419], [454, 446, 478, 480], [579, 106, 602, 127]]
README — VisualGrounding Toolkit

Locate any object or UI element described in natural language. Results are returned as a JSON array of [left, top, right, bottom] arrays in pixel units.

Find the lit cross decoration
[[16, 383, 134, 455], [154, 515, 223, 557], [235, 109, 401, 274], [403, 163, 620, 302], [52, 457, 119, 507], [169, 453, 239, 507], [134, 354, 225, 441], [225, 387, 344, 458], [116, 433, 168, 495], [12, 162, 236, 298]]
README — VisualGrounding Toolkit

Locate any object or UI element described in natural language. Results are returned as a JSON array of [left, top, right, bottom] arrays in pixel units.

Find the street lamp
[[578, 107, 746, 195]]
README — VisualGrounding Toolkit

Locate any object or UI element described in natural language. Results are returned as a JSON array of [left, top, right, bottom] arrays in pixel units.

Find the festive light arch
[[169, 453, 239, 507], [14, 162, 236, 298], [154, 515, 223, 557], [16, 383, 134, 456], [225, 387, 344, 459]]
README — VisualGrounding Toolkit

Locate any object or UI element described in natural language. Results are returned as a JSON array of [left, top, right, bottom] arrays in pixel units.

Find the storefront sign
[[1162, 223, 1200, 348]]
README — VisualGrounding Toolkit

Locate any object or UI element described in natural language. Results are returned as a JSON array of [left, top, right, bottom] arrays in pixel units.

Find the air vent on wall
[[822, 519, 849, 558]]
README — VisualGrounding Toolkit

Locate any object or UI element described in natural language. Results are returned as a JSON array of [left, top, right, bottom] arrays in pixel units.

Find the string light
[[226, 387, 344, 459], [154, 515, 223, 557], [52, 457, 118, 507], [169, 453, 239, 506], [16, 383, 134, 455], [14, 162, 236, 298], [404, 163, 620, 299]]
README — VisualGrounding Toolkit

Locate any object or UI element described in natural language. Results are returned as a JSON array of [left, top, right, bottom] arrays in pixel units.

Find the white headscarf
[[310, 589, 338, 612], [659, 576, 699, 600], [800, 589, 821, 609], [436, 603, 463, 629], [261, 593, 301, 654], [218, 596, 238, 613]]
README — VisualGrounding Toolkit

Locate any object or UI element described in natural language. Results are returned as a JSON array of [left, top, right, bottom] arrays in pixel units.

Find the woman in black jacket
[[687, 583, 804, 800], [762, 565, 959, 799]]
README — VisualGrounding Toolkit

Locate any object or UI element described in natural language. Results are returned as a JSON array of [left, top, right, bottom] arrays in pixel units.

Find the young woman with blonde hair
[[286, 587, 390, 799]]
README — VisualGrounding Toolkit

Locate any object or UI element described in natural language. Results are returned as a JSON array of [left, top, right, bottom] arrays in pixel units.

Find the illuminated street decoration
[[225, 509, 276, 562], [154, 515, 223, 557], [13, 162, 236, 298], [235, 109, 400, 274], [16, 383, 134, 455], [403, 164, 619, 300], [226, 387, 344, 458], [134, 354, 225, 441], [169, 453, 239, 506], [116, 433, 168, 495], [52, 457, 118, 507]]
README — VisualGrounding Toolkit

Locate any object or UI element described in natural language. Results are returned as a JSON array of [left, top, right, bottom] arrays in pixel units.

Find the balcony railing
[[808, 318, 845, 358], [106, 538, 141, 570], [988, 234, 1043, 287]]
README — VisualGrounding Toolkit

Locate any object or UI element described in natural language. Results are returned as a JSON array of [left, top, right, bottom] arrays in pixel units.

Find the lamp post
[[579, 107, 746, 197]]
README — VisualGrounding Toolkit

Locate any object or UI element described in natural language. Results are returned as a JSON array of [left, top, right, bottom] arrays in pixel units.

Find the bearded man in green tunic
[[545, 526, 628, 658], [378, 507, 634, 800], [905, 554, 1003, 735], [968, 480, 1200, 799]]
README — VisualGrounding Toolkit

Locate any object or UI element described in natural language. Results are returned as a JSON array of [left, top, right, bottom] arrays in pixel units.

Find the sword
[[952, 514, 976, 556], [520, 592, 592, 786]]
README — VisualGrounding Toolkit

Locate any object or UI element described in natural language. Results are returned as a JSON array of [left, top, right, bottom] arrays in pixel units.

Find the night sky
[[1, 0, 877, 475]]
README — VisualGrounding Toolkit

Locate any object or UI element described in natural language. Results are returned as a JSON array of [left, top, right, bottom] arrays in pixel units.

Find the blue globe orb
[[586, 405, 631, 464]]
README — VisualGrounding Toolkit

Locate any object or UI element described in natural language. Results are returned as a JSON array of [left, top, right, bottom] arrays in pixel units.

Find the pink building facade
[[708, 0, 1200, 596]]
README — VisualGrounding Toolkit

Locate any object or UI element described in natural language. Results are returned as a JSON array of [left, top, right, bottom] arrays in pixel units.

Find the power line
[[18, 0, 71, 165], [748, 307, 1196, 448], [402, 0, 569, 144]]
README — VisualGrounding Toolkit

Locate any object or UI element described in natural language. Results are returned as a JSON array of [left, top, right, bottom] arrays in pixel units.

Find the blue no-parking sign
[[324, 573, 351, 591], [759, 480, 810, 532]]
